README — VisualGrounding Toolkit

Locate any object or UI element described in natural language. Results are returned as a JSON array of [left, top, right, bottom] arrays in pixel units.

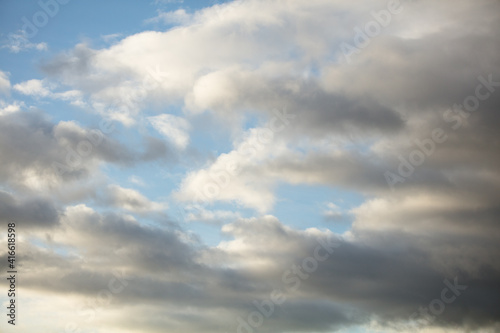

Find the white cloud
[[181, 204, 241, 224], [2, 32, 48, 53], [174, 127, 384, 213], [0, 100, 24, 116], [128, 175, 146, 187], [105, 184, 167, 213], [13, 79, 52, 97], [175, 125, 291, 212], [101, 33, 122, 43], [41, 0, 351, 121], [323, 202, 343, 221], [146, 9, 192, 25], [13, 79, 85, 106], [0, 71, 11, 95], [148, 114, 190, 149]]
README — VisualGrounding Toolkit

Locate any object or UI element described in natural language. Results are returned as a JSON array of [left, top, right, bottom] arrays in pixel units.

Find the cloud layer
[[1, 0, 500, 332]]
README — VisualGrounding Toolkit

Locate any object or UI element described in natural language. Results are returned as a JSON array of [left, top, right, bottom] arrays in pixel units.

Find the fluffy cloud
[[40, 0, 396, 123], [40, 0, 499, 214], [13, 79, 51, 97], [175, 125, 290, 212], [0, 99, 23, 116]]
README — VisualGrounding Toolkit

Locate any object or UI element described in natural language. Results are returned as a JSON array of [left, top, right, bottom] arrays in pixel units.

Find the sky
[[0, 0, 499, 332]]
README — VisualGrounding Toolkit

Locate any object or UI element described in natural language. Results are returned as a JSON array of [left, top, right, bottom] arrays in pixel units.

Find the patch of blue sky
[[0, 51, 41, 84], [271, 182, 365, 234]]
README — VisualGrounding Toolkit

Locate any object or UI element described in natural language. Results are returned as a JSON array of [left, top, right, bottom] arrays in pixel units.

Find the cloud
[[0, 191, 60, 228], [13, 79, 52, 97], [13, 79, 85, 106], [174, 127, 395, 212], [1, 32, 48, 53], [0, 71, 11, 95], [39, 0, 372, 123], [100, 33, 122, 44], [0, 110, 171, 195], [175, 125, 288, 212], [102, 184, 167, 213], [146, 9, 192, 25], [0, 100, 23, 116], [181, 204, 241, 225], [323, 202, 344, 222], [5, 212, 499, 333], [2, 0, 500, 332], [148, 114, 191, 149], [128, 175, 146, 186], [38, 0, 498, 139]]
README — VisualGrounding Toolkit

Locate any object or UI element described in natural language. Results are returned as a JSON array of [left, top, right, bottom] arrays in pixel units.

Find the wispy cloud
[[148, 114, 191, 149], [2, 32, 48, 53]]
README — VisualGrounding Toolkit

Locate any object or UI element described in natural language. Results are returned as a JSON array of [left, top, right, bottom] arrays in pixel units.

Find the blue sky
[[1, 0, 500, 332]]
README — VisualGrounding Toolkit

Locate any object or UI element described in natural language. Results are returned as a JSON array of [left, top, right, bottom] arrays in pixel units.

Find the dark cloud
[[6, 212, 499, 332], [0, 191, 59, 228]]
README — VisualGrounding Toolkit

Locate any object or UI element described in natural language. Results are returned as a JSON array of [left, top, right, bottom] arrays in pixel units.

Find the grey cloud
[[0, 110, 174, 195], [0, 191, 59, 228], [2, 0, 500, 332], [4, 208, 499, 333]]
